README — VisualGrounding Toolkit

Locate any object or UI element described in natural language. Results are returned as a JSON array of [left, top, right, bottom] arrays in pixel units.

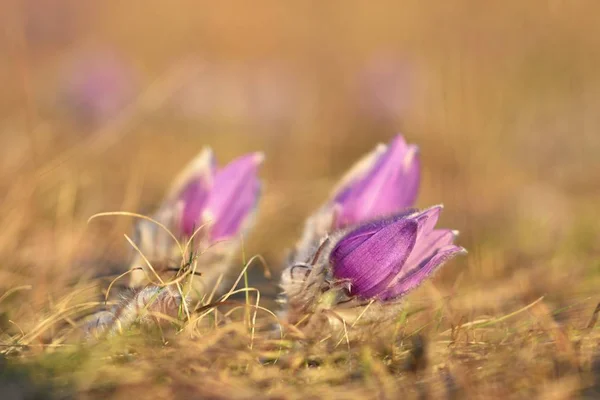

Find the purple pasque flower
[[331, 134, 420, 230], [61, 50, 135, 127], [128, 149, 262, 291], [169, 149, 264, 242], [330, 205, 465, 301]]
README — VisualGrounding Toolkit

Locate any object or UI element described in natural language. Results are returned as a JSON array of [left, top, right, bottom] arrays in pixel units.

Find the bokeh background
[[1, 0, 600, 374]]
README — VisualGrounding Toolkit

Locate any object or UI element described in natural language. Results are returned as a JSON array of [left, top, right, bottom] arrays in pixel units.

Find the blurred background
[[1, 0, 599, 316]]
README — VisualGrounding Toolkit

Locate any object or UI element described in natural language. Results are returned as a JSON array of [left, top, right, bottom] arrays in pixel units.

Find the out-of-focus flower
[[330, 205, 465, 301], [357, 55, 414, 121], [291, 134, 420, 264], [247, 62, 299, 125], [331, 135, 420, 229], [171, 60, 301, 128], [167, 149, 263, 242], [61, 50, 136, 127], [128, 149, 264, 291]]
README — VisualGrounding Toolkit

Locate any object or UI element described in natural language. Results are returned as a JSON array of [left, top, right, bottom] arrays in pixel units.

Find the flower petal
[[334, 134, 421, 228], [412, 204, 443, 235], [164, 148, 216, 237], [379, 245, 466, 301], [401, 229, 458, 276], [167, 147, 216, 201], [396, 144, 420, 207], [331, 217, 418, 298], [182, 179, 215, 236], [331, 143, 387, 203], [203, 152, 264, 241]]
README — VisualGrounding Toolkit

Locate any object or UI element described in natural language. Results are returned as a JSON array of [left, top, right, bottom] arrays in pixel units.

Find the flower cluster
[[87, 133, 464, 338], [61, 50, 136, 128], [280, 134, 465, 329]]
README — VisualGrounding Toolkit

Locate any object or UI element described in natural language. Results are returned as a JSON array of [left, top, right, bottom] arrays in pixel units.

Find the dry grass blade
[[18, 302, 107, 345], [0, 285, 32, 305], [586, 302, 600, 330], [87, 211, 184, 257], [104, 267, 144, 304], [440, 296, 545, 335], [123, 234, 165, 285], [183, 221, 212, 254]]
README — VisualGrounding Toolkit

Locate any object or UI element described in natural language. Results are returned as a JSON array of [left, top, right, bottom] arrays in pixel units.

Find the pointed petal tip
[[403, 145, 420, 167], [451, 229, 460, 237], [407, 144, 420, 158], [200, 146, 214, 155], [421, 204, 444, 213], [201, 209, 214, 224], [405, 204, 444, 220], [440, 244, 466, 255], [392, 133, 408, 145], [194, 147, 215, 165], [252, 152, 266, 165], [375, 143, 387, 152]]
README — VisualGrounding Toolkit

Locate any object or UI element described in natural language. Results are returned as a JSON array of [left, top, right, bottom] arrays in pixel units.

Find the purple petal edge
[[378, 245, 466, 301], [332, 218, 418, 298]]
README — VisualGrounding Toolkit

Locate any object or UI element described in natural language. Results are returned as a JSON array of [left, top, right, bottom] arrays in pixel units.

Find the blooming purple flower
[[169, 149, 263, 242], [330, 205, 465, 301], [331, 134, 420, 229]]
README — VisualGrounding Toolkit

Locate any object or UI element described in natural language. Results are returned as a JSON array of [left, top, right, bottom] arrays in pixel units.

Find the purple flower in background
[[170, 149, 263, 242], [358, 55, 414, 120], [62, 50, 135, 127], [128, 148, 263, 291], [331, 134, 420, 229], [330, 205, 465, 301], [172, 59, 300, 127], [173, 60, 217, 119], [247, 61, 298, 125]]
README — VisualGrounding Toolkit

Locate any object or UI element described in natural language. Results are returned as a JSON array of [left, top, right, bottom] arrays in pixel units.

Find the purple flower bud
[[330, 205, 465, 301], [167, 149, 263, 242], [331, 134, 420, 229], [203, 153, 264, 241], [61, 50, 136, 127]]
